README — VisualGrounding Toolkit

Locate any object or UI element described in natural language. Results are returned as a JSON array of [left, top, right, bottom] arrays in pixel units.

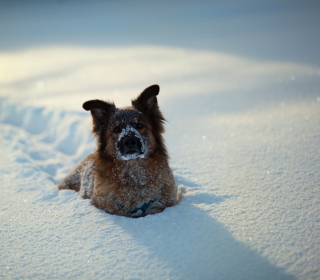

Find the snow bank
[[1, 44, 320, 279], [0, 121, 294, 280], [2, 0, 320, 278]]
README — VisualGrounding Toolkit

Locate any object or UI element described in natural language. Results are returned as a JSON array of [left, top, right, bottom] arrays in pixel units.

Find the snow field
[[1, 93, 319, 279], [0, 44, 320, 279]]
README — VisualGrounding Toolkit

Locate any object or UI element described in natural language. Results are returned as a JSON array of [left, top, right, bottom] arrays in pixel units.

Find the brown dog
[[58, 85, 180, 217]]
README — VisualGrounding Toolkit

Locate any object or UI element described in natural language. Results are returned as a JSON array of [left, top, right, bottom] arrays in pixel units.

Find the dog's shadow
[[113, 176, 296, 280]]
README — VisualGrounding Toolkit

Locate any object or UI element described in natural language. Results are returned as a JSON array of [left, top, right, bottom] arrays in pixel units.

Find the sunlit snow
[[1, 1, 320, 280]]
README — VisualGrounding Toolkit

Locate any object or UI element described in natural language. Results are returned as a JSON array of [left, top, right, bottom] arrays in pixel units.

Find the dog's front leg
[[58, 154, 95, 197]]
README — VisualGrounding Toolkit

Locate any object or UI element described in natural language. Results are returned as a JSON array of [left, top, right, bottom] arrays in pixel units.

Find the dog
[[58, 85, 180, 217]]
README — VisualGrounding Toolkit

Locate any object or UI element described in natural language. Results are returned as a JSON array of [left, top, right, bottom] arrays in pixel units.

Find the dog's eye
[[136, 123, 144, 129], [113, 127, 121, 133]]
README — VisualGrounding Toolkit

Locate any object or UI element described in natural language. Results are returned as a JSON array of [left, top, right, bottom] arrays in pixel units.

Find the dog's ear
[[83, 100, 115, 134], [132, 84, 160, 115], [132, 84, 165, 133]]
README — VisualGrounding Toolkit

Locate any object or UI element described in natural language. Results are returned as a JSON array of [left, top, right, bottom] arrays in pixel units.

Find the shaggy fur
[[58, 85, 180, 217]]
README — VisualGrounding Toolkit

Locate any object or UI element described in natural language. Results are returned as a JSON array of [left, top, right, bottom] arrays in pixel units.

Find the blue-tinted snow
[[0, 1, 320, 279]]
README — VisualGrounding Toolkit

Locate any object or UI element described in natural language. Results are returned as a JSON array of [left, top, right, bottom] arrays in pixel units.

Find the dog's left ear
[[132, 84, 165, 133], [132, 84, 160, 115]]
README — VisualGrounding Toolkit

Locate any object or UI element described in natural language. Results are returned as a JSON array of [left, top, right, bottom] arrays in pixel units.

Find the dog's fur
[[58, 85, 180, 217]]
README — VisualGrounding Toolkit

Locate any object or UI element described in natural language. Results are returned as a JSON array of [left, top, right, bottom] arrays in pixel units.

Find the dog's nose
[[124, 137, 138, 149], [118, 135, 143, 156]]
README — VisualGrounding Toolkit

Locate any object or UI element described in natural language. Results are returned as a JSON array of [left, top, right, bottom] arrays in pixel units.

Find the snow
[[1, 1, 320, 279]]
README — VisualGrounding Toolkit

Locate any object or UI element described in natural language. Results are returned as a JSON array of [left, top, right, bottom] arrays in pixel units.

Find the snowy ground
[[1, 1, 320, 280]]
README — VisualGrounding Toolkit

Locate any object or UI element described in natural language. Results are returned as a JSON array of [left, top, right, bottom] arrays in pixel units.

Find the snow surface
[[1, 1, 320, 280]]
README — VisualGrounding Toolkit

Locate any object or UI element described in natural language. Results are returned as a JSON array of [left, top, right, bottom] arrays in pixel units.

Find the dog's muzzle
[[118, 135, 143, 156], [116, 126, 147, 160]]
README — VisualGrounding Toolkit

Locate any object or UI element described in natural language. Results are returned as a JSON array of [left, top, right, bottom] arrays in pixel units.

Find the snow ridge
[[1, 97, 309, 280], [0, 98, 94, 182]]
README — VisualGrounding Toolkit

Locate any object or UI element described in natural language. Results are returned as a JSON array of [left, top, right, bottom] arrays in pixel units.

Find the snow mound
[[1, 45, 320, 279], [0, 98, 94, 181], [0, 123, 293, 280]]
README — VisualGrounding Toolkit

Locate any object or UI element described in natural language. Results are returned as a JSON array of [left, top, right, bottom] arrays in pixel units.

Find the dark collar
[[131, 199, 156, 217]]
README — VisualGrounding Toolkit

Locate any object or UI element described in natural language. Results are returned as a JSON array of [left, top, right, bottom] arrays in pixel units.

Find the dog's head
[[83, 85, 167, 161]]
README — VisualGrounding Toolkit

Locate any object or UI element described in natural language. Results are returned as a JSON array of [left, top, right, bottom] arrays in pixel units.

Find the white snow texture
[[1, 1, 320, 279]]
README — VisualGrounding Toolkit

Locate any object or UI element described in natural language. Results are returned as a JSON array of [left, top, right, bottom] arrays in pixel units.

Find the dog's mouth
[[126, 149, 140, 155]]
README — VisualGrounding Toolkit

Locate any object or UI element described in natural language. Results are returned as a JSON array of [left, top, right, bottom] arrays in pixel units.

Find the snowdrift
[[1, 45, 320, 280]]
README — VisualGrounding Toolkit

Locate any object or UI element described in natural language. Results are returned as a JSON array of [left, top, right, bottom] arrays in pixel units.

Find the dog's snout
[[118, 135, 143, 156]]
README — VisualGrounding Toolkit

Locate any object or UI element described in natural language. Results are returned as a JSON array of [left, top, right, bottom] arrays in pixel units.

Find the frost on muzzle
[[116, 126, 148, 160]]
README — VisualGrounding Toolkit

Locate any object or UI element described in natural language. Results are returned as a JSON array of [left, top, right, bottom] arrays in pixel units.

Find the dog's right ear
[[83, 100, 115, 133]]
